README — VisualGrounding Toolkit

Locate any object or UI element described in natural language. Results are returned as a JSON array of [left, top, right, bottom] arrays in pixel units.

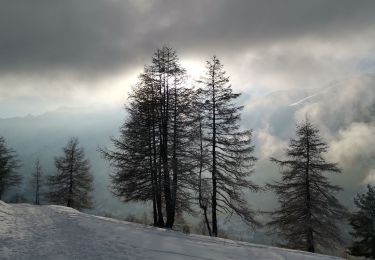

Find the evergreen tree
[[198, 56, 258, 236], [101, 46, 195, 228], [48, 137, 93, 210], [150, 47, 194, 227], [0, 136, 21, 200], [267, 119, 347, 252], [349, 185, 375, 258], [31, 159, 43, 205]]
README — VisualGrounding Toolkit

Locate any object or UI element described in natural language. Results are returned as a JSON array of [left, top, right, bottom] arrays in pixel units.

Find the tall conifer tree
[[198, 56, 258, 236], [267, 119, 347, 252], [48, 137, 93, 210], [102, 46, 194, 228]]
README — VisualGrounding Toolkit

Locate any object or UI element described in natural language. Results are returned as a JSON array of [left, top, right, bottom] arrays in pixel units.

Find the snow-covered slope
[[0, 202, 341, 260]]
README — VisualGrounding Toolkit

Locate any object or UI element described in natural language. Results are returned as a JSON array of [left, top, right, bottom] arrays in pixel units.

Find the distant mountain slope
[[0, 202, 342, 260]]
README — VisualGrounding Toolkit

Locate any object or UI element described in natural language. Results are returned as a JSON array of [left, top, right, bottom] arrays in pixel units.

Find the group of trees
[[0, 45, 373, 257], [100, 45, 374, 256], [101, 47, 193, 228], [101, 47, 259, 235], [0, 137, 93, 210]]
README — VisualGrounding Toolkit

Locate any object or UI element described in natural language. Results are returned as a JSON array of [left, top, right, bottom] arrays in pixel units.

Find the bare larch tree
[[267, 119, 347, 252], [101, 46, 195, 228], [198, 56, 258, 237], [48, 137, 93, 210]]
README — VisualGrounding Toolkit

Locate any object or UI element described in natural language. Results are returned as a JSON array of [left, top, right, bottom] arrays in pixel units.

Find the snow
[[0, 202, 342, 260]]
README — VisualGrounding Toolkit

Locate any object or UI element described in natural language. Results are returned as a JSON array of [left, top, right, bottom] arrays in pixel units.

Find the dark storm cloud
[[0, 0, 137, 73], [1, 0, 375, 74]]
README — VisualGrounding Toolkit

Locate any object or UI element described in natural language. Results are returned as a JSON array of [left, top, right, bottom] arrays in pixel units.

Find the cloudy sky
[[1, 1, 374, 210]]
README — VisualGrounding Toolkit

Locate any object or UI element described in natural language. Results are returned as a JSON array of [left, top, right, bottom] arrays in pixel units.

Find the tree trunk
[[35, 173, 39, 205], [198, 117, 212, 236], [155, 141, 164, 227], [211, 62, 218, 237], [162, 51, 174, 229], [204, 206, 212, 236], [67, 149, 75, 208], [305, 125, 314, 252], [170, 80, 178, 228], [148, 123, 158, 226]]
